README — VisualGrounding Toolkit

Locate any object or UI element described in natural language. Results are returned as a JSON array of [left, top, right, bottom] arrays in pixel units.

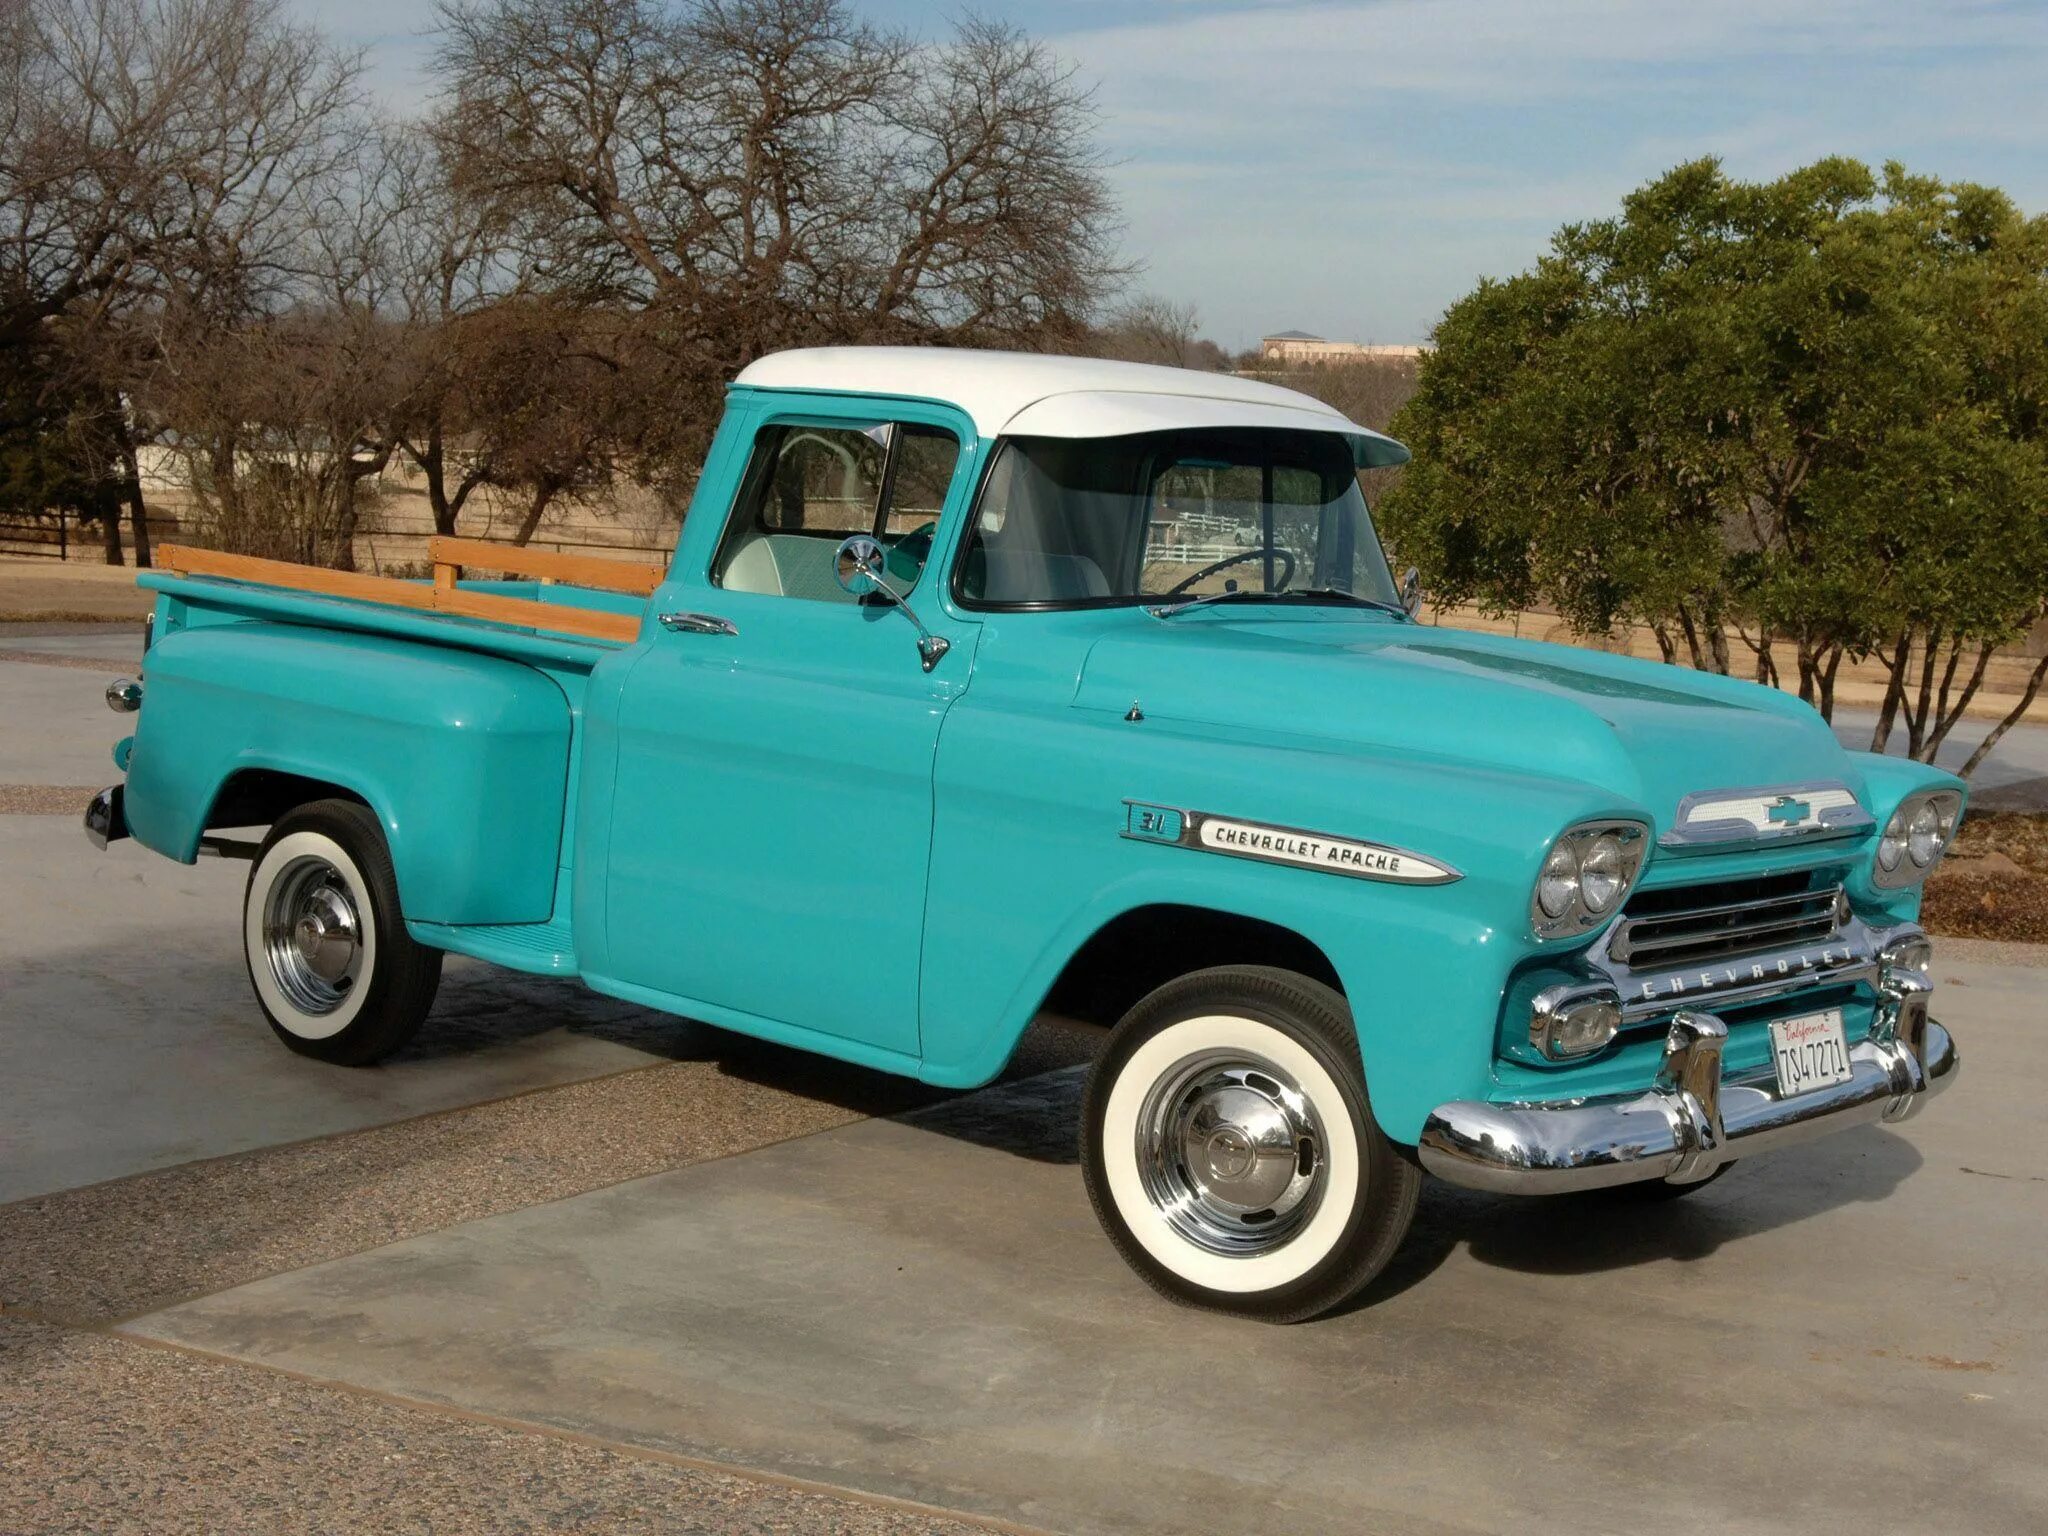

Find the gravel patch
[[0, 621, 134, 639], [0, 784, 99, 814], [0, 1020, 1098, 1325], [0, 649, 119, 671], [0, 1317, 1017, 1536]]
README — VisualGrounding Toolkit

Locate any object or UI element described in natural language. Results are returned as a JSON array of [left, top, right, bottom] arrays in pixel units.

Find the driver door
[[601, 404, 974, 1060]]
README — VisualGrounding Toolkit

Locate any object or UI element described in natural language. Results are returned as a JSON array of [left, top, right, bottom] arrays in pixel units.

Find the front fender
[[1842, 750, 1967, 925], [921, 701, 1642, 1143], [124, 623, 572, 925]]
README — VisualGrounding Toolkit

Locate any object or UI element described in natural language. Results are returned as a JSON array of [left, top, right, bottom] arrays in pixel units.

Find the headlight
[[1531, 821, 1648, 938], [1873, 790, 1963, 888], [1579, 835, 1626, 913], [1876, 822, 1905, 871], [1907, 802, 1942, 866], [1536, 843, 1579, 918]]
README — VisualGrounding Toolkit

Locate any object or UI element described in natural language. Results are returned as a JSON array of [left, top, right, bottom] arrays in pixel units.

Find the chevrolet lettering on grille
[[1630, 943, 1864, 1004]]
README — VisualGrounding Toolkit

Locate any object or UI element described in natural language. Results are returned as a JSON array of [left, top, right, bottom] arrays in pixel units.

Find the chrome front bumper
[[1419, 977, 1957, 1195]]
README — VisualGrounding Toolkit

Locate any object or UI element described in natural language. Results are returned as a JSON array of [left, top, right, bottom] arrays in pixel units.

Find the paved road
[[0, 817, 704, 1201], [1835, 709, 2048, 810]]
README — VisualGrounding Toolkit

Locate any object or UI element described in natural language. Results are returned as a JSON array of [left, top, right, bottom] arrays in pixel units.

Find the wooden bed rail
[[425, 536, 668, 598], [154, 544, 647, 644]]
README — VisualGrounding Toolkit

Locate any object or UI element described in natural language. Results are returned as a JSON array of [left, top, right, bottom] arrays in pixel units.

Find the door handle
[[659, 611, 739, 637]]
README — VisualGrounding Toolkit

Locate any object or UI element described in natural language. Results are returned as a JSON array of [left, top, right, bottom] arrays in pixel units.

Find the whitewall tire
[[243, 799, 441, 1065], [1082, 966, 1419, 1322]]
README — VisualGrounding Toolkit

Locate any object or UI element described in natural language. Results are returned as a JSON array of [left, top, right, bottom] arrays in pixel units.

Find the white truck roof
[[733, 347, 1411, 468]]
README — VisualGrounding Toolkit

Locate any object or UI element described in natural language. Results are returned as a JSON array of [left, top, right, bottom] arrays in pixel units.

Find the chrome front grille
[[1609, 873, 1846, 969]]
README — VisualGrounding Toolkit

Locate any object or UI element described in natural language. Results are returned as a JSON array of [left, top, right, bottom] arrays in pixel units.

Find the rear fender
[[124, 623, 572, 925]]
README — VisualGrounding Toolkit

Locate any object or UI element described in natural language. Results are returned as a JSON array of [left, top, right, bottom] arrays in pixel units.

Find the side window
[[713, 422, 960, 603]]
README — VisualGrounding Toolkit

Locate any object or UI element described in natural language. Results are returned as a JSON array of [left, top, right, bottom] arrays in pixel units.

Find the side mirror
[[833, 533, 951, 672], [1400, 566, 1422, 617], [834, 533, 887, 598]]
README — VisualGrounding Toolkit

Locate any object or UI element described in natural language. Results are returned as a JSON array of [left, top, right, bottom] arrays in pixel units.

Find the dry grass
[[1923, 812, 2048, 944]]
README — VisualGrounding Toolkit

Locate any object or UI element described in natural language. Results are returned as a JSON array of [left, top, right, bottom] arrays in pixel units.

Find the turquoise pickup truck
[[86, 348, 1961, 1321]]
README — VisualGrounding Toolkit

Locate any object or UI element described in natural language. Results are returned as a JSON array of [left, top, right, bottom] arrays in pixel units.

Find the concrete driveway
[[119, 961, 2047, 1536]]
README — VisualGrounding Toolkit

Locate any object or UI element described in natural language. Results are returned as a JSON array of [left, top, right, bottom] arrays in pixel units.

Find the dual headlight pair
[[1873, 790, 1962, 888], [1530, 821, 1648, 939]]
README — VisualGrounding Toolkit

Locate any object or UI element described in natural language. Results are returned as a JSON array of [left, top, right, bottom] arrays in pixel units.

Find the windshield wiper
[[1280, 587, 1410, 617], [1147, 586, 1408, 620]]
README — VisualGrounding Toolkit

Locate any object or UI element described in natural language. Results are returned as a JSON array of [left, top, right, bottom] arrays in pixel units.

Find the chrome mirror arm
[[832, 535, 950, 672], [860, 559, 951, 672]]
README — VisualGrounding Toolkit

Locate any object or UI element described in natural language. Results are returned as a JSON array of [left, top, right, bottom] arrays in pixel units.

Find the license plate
[[1769, 1008, 1854, 1097]]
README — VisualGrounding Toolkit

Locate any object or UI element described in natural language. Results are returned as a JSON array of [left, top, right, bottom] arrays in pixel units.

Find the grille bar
[[1611, 883, 1844, 968]]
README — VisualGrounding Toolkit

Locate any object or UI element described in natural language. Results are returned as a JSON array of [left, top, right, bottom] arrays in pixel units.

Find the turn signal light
[[1531, 986, 1624, 1060]]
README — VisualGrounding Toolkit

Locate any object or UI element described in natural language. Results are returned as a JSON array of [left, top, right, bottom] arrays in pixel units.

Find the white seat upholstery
[[722, 536, 783, 596]]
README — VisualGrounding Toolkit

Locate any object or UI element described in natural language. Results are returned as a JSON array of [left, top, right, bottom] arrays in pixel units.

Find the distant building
[[1260, 331, 1424, 365]]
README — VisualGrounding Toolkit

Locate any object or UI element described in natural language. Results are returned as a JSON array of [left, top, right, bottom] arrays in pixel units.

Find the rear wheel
[[1082, 966, 1420, 1323], [243, 799, 441, 1066]]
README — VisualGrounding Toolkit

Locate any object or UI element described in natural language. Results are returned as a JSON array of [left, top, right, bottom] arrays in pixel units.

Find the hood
[[1072, 616, 1859, 834]]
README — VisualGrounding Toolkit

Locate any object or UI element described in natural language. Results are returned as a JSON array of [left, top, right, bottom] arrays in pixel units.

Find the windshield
[[955, 428, 1402, 611]]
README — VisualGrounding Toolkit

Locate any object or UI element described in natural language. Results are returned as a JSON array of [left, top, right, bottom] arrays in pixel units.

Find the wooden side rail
[[426, 536, 668, 598], [155, 544, 642, 644]]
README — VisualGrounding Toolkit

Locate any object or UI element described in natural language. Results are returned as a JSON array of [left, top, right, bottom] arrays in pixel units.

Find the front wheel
[[1082, 966, 1420, 1323], [243, 799, 442, 1066]]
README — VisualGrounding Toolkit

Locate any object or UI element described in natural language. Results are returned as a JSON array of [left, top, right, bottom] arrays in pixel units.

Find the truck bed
[[143, 537, 662, 655], [118, 537, 668, 938]]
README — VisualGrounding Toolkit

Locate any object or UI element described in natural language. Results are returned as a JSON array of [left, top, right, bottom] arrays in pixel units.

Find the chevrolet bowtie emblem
[[1766, 795, 1813, 826]]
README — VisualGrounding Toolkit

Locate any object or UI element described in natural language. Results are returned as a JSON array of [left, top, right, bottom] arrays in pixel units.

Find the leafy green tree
[[1380, 158, 2048, 769]]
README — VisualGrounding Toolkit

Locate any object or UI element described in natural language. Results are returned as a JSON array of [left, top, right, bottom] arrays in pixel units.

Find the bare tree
[[1093, 296, 1226, 370], [434, 0, 1123, 487], [146, 299, 405, 567], [373, 120, 524, 536], [451, 298, 624, 544], [0, 0, 361, 561]]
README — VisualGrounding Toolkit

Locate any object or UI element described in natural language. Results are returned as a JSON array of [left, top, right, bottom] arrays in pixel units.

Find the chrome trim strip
[[1662, 778, 1874, 849], [1120, 801, 1462, 885], [1595, 916, 1877, 1021], [1620, 884, 1838, 932], [1420, 1011, 1957, 1195], [1618, 912, 1840, 965]]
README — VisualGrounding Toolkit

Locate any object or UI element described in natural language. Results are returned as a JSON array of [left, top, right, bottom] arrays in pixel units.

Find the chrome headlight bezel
[[1872, 790, 1963, 889], [1530, 820, 1650, 939]]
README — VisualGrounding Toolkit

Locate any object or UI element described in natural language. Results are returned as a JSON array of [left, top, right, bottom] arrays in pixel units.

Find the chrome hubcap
[[263, 856, 363, 1015], [1136, 1051, 1326, 1256]]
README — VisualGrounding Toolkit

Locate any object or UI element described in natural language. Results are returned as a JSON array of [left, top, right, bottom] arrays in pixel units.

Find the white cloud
[[1051, 0, 2048, 340]]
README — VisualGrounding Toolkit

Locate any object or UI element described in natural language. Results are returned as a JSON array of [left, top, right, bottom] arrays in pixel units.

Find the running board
[[410, 916, 578, 976]]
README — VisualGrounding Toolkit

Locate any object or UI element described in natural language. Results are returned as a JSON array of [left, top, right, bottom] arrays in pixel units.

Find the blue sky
[[295, 0, 2048, 349]]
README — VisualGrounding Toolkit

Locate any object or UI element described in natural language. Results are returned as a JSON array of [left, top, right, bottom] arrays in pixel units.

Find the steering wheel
[[1162, 545, 1296, 598]]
